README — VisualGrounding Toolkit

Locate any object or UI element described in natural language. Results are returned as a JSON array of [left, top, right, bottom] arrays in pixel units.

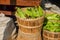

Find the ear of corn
[[16, 6, 43, 19], [16, 7, 26, 18], [38, 6, 43, 17]]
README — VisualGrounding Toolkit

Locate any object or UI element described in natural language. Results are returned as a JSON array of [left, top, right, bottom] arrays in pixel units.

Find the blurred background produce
[[43, 11, 60, 32]]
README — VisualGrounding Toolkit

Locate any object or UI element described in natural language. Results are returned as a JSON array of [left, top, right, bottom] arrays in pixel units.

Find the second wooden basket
[[43, 30, 60, 40]]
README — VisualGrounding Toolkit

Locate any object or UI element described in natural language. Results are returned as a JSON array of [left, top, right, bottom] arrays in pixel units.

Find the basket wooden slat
[[43, 30, 60, 40], [16, 15, 44, 33], [16, 16, 44, 26], [16, 0, 41, 6], [17, 29, 41, 40]]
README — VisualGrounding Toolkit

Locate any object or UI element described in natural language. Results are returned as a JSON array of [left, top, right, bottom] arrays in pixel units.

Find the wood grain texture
[[15, 13, 44, 40], [0, 11, 12, 15], [0, 0, 10, 5], [16, 0, 41, 6], [43, 30, 60, 40], [0, 0, 41, 6]]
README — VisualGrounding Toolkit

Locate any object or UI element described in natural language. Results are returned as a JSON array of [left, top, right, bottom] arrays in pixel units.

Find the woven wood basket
[[43, 11, 60, 40], [18, 25, 42, 33], [15, 12, 44, 40], [43, 30, 60, 40], [16, 14, 44, 33]]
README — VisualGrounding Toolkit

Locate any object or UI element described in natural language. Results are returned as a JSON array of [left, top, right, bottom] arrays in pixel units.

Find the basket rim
[[43, 30, 60, 34], [15, 13, 44, 21], [18, 22, 43, 28], [48, 20, 60, 22]]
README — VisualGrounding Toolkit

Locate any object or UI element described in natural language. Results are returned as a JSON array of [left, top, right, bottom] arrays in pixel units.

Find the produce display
[[43, 12, 60, 32], [44, 21, 60, 32], [46, 13, 60, 20], [16, 6, 43, 19]]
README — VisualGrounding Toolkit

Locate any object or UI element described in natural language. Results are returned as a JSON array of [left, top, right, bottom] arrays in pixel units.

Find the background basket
[[43, 30, 60, 40], [16, 0, 41, 6], [43, 11, 60, 40], [18, 23, 42, 33], [0, 0, 41, 6]]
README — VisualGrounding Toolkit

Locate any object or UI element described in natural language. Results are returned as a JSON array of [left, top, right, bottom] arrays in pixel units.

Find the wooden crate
[[0, 0, 10, 5], [0, 5, 15, 15], [0, 0, 41, 6], [0, 11, 12, 15], [16, 0, 41, 6]]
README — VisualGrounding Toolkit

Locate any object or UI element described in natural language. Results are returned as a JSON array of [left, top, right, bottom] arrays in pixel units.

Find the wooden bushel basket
[[17, 29, 41, 40], [15, 12, 44, 40], [43, 30, 60, 40], [43, 19, 60, 40], [16, 14, 44, 33]]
